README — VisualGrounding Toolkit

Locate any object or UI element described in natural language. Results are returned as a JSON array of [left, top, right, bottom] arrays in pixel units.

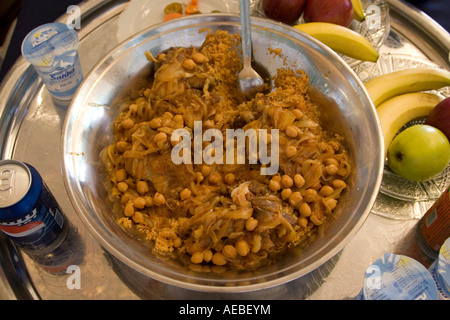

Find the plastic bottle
[[21, 22, 83, 105]]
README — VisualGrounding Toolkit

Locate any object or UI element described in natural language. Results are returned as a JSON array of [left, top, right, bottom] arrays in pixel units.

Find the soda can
[[0, 160, 67, 255], [416, 185, 450, 259]]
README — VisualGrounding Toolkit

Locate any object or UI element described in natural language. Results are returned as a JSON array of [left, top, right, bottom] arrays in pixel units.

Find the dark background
[[0, 0, 449, 82]]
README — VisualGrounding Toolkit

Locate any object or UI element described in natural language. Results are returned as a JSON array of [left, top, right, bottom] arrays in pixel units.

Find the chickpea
[[132, 211, 145, 224], [325, 198, 337, 211], [271, 175, 281, 182], [121, 118, 134, 130], [320, 185, 334, 197], [129, 103, 138, 113], [281, 175, 294, 188], [222, 245, 238, 259], [209, 173, 222, 185], [325, 164, 339, 175], [136, 180, 149, 195], [145, 196, 153, 207], [153, 192, 166, 206], [124, 201, 134, 217], [195, 172, 204, 183], [173, 237, 182, 248], [298, 217, 308, 228], [224, 173, 236, 184], [116, 140, 130, 153], [115, 168, 127, 182], [324, 158, 339, 166], [285, 125, 298, 138], [180, 188, 191, 201], [192, 52, 209, 64], [149, 117, 162, 129], [269, 179, 281, 192], [299, 202, 311, 217], [203, 249, 213, 262], [332, 179, 347, 189], [292, 109, 304, 119], [212, 252, 227, 266], [236, 240, 250, 257], [191, 252, 204, 264], [281, 188, 292, 200], [162, 112, 174, 120], [153, 132, 167, 144], [173, 114, 184, 124], [285, 145, 297, 158], [294, 174, 305, 188], [161, 118, 174, 128], [201, 165, 211, 177], [182, 58, 196, 70], [121, 192, 133, 205], [245, 217, 258, 231], [117, 181, 128, 193], [251, 234, 262, 253], [289, 192, 302, 207], [304, 189, 317, 202], [311, 182, 322, 190], [133, 197, 146, 209]]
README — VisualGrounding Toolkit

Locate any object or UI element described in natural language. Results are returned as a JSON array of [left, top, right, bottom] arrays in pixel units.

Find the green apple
[[388, 124, 450, 182]]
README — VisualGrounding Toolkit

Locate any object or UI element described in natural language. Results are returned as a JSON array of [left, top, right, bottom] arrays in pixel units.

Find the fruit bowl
[[62, 14, 383, 298], [356, 54, 450, 203], [250, 0, 390, 66]]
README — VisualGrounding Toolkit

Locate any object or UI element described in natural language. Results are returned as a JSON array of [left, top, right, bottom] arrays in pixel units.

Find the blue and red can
[[0, 160, 66, 254]]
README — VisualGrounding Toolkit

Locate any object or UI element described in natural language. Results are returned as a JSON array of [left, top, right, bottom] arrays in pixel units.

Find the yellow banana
[[365, 67, 450, 107], [351, 0, 365, 21], [377, 92, 442, 157], [294, 22, 379, 62]]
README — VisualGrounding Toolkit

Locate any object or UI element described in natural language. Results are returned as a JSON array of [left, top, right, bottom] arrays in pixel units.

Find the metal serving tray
[[0, 0, 448, 300]]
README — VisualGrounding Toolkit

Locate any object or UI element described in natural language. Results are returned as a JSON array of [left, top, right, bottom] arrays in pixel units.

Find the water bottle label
[[34, 53, 83, 99], [21, 23, 83, 101]]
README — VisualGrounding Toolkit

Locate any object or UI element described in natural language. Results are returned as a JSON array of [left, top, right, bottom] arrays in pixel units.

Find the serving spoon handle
[[238, 0, 264, 98]]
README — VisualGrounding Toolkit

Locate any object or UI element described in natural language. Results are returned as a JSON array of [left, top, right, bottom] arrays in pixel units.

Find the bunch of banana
[[350, 0, 365, 22], [294, 0, 377, 62], [294, 22, 379, 62], [365, 67, 450, 156], [377, 92, 442, 156], [365, 67, 450, 107]]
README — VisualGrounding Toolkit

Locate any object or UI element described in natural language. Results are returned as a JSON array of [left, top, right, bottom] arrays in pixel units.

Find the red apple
[[425, 97, 450, 141], [262, 0, 307, 25], [303, 0, 354, 27]]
